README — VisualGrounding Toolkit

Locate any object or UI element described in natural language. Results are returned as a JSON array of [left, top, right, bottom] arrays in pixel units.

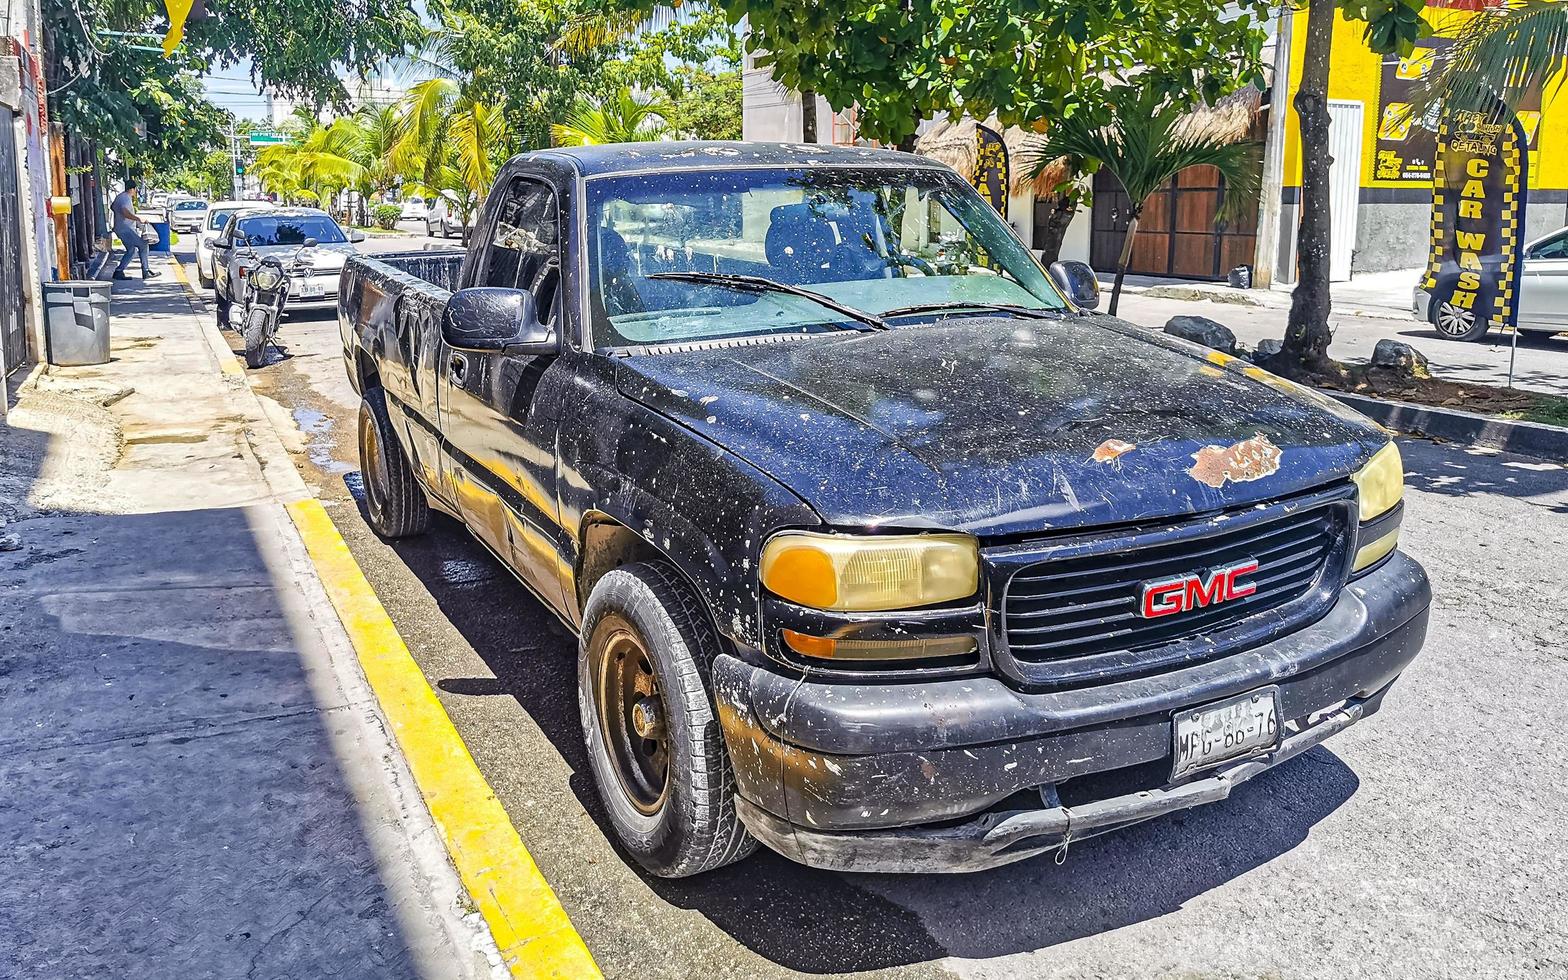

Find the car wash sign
[[1422, 108, 1527, 331], [973, 123, 1009, 219]]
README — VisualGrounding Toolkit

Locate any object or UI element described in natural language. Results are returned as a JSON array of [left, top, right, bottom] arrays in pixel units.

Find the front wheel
[[580, 562, 757, 878], [1433, 300, 1491, 342], [242, 308, 271, 368], [215, 290, 232, 328]]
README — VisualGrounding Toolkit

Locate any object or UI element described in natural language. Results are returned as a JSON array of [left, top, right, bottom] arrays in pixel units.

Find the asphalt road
[[191, 231, 1568, 978]]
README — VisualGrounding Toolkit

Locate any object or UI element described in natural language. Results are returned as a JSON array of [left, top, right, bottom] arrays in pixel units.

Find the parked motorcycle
[[239, 238, 317, 368]]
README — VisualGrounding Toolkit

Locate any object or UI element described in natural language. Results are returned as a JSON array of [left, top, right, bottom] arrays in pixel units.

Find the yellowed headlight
[[1352, 442, 1405, 521], [760, 532, 980, 612]]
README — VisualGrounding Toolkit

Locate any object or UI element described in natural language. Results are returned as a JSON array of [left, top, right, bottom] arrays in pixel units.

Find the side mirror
[[1049, 260, 1101, 310], [350, 230, 366, 243], [443, 287, 557, 355], [304, 237, 319, 248]]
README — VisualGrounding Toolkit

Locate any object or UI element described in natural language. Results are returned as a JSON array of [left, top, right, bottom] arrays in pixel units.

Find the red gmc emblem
[[1139, 559, 1260, 619]]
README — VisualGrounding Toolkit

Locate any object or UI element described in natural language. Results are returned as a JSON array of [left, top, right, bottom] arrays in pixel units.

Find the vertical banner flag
[[973, 124, 1009, 219], [163, 0, 196, 55], [1422, 108, 1528, 333]]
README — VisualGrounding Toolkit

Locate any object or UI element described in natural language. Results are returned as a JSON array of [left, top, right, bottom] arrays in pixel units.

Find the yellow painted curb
[[285, 497, 602, 980]]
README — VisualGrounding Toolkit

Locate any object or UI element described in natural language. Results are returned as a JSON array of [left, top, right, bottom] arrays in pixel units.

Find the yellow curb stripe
[[285, 497, 601, 980]]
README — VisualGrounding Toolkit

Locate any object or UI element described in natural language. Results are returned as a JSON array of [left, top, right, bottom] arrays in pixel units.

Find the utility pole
[[1254, 6, 1294, 290], [228, 121, 241, 200]]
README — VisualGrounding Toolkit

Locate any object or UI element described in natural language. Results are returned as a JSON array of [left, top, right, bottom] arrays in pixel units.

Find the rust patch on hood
[[1091, 438, 1137, 463], [1189, 433, 1282, 488]]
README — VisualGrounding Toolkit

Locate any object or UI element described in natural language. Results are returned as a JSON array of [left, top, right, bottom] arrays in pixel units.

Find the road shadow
[[1400, 436, 1568, 512], [366, 493, 1362, 973]]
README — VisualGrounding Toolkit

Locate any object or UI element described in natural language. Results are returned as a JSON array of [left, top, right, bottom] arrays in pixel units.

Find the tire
[[242, 308, 270, 368], [425, 219, 435, 237], [579, 562, 757, 878], [197, 267, 213, 289], [1432, 300, 1491, 342], [357, 387, 431, 538], [215, 290, 232, 328]]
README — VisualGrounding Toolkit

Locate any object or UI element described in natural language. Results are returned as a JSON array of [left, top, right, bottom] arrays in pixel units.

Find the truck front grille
[[997, 491, 1351, 686]]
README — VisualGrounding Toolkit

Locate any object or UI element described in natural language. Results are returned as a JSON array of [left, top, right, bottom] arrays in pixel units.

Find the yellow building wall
[[1281, 4, 1568, 191]]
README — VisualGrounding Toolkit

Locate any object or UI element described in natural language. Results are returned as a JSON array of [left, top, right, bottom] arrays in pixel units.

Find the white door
[[1517, 228, 1568, 329], [1327, 101, 1364, 282]]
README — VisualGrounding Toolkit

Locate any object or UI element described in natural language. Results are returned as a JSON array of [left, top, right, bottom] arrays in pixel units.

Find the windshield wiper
[[645, 272, 889, 331], [878, 301, 1064, 320]]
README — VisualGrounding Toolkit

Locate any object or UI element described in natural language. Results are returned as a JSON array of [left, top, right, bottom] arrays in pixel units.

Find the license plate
[[295, 281, 323, 298], [1172, 687, 1280, 779]]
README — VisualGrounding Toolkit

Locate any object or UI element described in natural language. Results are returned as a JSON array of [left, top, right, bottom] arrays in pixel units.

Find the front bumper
[[714, 551, 1430, 873]]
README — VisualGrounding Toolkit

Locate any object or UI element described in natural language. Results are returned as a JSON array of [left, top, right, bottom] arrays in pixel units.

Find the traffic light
[[235, 160, 246, 176]]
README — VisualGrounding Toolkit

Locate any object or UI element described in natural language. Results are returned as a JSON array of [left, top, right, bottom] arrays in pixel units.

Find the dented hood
[[613, 316, 1387, 536]]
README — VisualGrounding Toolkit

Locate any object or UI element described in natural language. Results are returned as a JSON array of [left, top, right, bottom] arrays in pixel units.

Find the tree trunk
[[1280, 0, 1337, 374], [1108, 212, 1140, 316], [801, 89, 818, 143], [1034, 194, 1077, 266]]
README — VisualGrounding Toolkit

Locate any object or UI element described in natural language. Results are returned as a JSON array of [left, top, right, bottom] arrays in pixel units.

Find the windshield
[[175, 200, 207, 211], [584, 166, 1066, 348], [234, 213, 346, 246]]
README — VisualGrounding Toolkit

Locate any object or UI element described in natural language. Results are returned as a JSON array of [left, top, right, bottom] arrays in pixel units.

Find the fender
[[558, 384, 819, 649]]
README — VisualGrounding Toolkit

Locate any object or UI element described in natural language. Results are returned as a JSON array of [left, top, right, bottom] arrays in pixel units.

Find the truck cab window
[[484, 179, 561, 323]]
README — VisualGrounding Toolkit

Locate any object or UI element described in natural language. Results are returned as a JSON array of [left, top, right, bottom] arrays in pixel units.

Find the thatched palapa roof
[[916, 86, 1265, 197]]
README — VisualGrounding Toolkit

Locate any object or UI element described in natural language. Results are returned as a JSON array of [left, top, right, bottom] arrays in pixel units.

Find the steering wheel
[[888, 253, 938, 276]]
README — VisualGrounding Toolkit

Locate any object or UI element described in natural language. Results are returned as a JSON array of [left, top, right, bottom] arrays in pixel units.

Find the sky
[[201, 61, 275, 123]]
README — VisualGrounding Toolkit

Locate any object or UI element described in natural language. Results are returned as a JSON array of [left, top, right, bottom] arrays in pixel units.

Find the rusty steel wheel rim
[[595, 620, 670, 816], [359, 407, 389, 520]]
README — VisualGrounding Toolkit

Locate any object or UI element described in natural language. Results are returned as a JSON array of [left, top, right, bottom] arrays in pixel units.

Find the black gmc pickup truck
[[338, 142, 1430, 877]]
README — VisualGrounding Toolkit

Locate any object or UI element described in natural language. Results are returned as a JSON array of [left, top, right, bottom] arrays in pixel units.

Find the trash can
[[151, 220, 172, 253], [42, 280, 112, 366]]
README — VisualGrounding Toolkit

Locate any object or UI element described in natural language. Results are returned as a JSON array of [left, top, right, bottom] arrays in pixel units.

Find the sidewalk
[[1107, 267, 1423, 320], [0, 255, 502, 978]]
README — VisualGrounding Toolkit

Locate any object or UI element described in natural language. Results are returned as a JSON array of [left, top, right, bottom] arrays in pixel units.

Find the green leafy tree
[[696, 0, 1275, 148], [550, 90, 672, 145], [663, 69, 743, 140], [1026, 88, 1260, 315]]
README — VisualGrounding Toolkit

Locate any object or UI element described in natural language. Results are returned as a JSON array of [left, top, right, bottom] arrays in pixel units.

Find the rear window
[[234, 213, 346, 246]]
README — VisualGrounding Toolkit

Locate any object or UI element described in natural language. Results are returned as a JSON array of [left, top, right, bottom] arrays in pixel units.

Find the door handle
[[449, 351, 469, 383]]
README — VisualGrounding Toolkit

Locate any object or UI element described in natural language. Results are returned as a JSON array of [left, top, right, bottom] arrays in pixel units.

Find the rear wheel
[[242, 308, 270, 368], [357, 387, 431, 538], [197, 264, 213, 289], [580, 562, 756, 878], [1433, 301, 1491, 342]]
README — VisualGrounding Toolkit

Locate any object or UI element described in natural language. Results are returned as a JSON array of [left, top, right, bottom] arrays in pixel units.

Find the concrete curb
[[1327, 390, 1568, 464]]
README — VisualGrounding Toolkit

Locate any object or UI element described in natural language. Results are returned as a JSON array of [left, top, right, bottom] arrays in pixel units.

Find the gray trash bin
[[43, 280, 112, 366]]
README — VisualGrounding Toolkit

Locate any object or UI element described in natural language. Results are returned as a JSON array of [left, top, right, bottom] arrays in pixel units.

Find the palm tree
[[550, 90, 672, 146], [388, 21, 511, 241], [1419, 0, 1568, 115], [1024, 89, 1260, 316]]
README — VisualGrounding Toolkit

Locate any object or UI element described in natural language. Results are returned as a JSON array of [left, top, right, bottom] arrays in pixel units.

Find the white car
[[196, 200, 275, 288], [399, 195, 428, 220], [1413, 226, 1568, 341], [424, 193, 476, 238], [211, 207, 365, 325], [168, 198, 210, 233]]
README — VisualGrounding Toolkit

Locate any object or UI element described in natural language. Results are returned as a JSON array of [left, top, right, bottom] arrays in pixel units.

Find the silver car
[[1413, 226, 1568, 341], [168, 198, 210, 233], [211, 207, 365, 326]]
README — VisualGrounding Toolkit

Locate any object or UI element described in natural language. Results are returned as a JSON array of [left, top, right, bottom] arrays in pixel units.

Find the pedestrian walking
[[111, 179, 159, 281]]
